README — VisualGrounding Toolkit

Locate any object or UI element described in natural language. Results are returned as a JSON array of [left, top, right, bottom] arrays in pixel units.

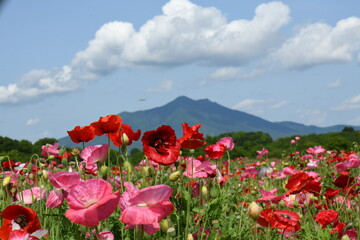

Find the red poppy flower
[[204, 143, 226, 159], [90, 115, 122, 136], [333, 175, 354, 189], [178, 123, 206, 149], [315, 209, 339, 228], [0, 205, 42, 240], [285, 172, 321, 196], [1, 160, 15, 170], [257, 208, 301, 232], [108, 124, 141, 147], [67, 125, 95, 143], [142, 125, 180, 165]]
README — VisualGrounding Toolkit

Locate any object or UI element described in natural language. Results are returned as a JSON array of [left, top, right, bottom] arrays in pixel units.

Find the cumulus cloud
[[145, 80, 173, 92], [327, 78, 342, 88], [26, 118, 40, 126], [296, 109, 327, 126], [0, 0, 290, 104], [268, 17, 360, 69], [332, 94, 360, 110]]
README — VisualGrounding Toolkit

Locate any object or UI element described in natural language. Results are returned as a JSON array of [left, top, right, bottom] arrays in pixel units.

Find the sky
[[1, 0, 360, 143]]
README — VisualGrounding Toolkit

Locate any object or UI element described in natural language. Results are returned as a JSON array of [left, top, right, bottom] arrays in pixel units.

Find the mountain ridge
[[58, 96, 359, 148]]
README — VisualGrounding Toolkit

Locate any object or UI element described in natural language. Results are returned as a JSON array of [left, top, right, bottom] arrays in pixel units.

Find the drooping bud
[[121, 133, 129, 146], [42, 170, 49, 180], [167, 227, 176, 237], [248, 202, 262, 220], [124, 161, 132, 174]]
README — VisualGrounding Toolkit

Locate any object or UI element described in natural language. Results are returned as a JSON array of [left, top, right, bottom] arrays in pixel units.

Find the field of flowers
[[0, 114, 359, 240]]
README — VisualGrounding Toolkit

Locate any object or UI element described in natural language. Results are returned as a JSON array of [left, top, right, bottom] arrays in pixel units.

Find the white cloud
[[210, 67, 242, 81], [332, 94, 360, 110], [327, 78, 342, 88], [233, 98, 271, 110], [271, 100, 289, 109], [0, 0, 290, 104], [26, 118, 40, 126], [269, 17, 360, 69], [146, 80, 173, 92], [296, 109, 327, 126]]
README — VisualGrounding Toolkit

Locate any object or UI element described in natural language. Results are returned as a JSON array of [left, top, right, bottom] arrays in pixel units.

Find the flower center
[[14, 215, 28, 228], [280, 213, 291, 219], [137, 203, 148, 207]]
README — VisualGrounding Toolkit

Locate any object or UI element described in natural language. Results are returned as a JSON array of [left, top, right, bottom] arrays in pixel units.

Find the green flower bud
[[169, 171, 181, 181], [124, 161, 132, 174], [201, 186, 208, 197], [101, 165, 108, 179], [160, 219, 169, 233], [2, 176, 11, 186]]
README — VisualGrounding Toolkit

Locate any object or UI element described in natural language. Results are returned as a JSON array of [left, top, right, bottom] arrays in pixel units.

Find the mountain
[[58, 96, 359, 148]]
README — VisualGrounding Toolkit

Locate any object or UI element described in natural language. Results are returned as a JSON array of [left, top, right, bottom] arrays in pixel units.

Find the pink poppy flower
[[182, 159, 216, 178], [256, 188, 283, 205], [80, 144, 109, 164], [16, 187, 46, 204], [306, 146, 326, 155], [41, 143, 60, 157], [120, 183, 174, 231], [334, 157, 360, 172], [216, 137, 234, 151], [256, 148, 268, 159], [46, 171, 82, 209], [65, 179, 120, 227]]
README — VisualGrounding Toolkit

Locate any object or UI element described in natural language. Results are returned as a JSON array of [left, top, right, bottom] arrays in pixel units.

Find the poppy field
[[0, 114, 359, 240]]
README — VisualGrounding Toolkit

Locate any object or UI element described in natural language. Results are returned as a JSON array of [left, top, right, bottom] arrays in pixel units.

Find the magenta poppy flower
[[65, 179, 120, 227], [256, 148, 268, 158], [120, 183, 174, 228], [182, 159, 216, 178], [216, 137, 234, 151], [41, 142, 60, 157], [80, 144, 109, 165]]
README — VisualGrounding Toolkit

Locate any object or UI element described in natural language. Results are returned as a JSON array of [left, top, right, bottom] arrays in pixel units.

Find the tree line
[[1, 127, 359, 163]]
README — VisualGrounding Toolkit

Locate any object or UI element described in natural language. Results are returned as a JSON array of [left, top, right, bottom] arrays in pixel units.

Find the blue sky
[[1, 0, 360, 142]]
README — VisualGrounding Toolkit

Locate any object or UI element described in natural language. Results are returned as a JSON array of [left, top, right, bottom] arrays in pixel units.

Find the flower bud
[[201, 186, 208, 197], [37, 171, 43, 176], [143, 166, 154, 177], [47, 155, 55, 160], [124, 161, 132, 174], [160, 219, 169, 233], [341, 235, 350, 240], [169, 171, 181, 181], [248, 202, 262, 220], [27, 163, 33, 172], [42, 170, 49, 180], [71, 148, 80, 156], [28, 173, 34, 180], [187, 234, 194, 240], [2, 176, 11, 186], [122, 133, 129, 146], [210, 187, 219, 198], [100, 165, 108, 179], [167, 227, 176, 237]]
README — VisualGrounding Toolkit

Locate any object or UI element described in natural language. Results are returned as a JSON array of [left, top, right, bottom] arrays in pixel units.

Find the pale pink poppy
[[80, 144, 109, 164], [216, 137, 234, 151], [41, 142, 60, 157], [295, 136, 301, 141], [65, 179, 120, 227], [16, 187, 46, 204], [120, 183, 174, 231], [290, 139, 296, 144], [182, 159, 216, 178], [9, 229, 48, 240]]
